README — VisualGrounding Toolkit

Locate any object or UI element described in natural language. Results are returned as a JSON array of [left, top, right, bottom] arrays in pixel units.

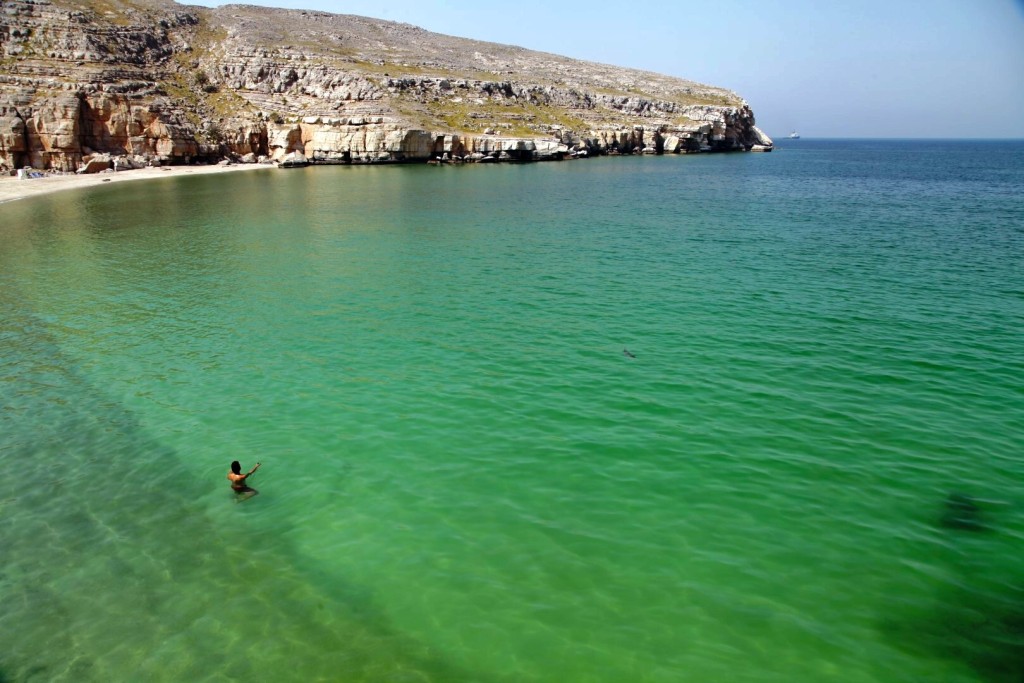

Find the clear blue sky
[[188, 0, 1024, 138]]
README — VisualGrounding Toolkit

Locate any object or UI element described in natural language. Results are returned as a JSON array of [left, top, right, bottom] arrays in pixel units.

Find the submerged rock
[[940, 493, 986, 531]]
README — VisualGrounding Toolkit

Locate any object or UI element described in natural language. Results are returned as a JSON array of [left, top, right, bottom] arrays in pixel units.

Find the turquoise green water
[[1, 141, 1023, 682]]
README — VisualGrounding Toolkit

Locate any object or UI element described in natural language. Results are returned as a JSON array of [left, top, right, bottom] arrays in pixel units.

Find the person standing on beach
[[228, 460, 261, 495]]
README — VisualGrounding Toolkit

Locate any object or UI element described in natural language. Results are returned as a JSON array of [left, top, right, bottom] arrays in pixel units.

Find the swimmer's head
[[231, 461, 241, 474]]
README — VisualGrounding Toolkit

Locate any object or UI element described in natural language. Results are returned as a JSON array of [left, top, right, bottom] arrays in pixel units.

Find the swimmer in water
[[228, 460, 261, 499]]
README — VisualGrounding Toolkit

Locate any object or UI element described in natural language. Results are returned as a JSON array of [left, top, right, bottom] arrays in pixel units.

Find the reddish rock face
[[0, 111, 29, 167], [4, 92, 202, 170]]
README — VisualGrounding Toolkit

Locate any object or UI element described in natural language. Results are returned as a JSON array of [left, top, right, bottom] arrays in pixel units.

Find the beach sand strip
[[0, 164, 276, 205]]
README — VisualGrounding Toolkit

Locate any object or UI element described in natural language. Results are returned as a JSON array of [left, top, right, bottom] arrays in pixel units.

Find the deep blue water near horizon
[[1, 139, 1022, 682]]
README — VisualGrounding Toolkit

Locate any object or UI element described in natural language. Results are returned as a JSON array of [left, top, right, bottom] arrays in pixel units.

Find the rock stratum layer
[[0, 0, 773, 171]]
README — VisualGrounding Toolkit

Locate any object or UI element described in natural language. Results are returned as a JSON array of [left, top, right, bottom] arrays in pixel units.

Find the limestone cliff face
[[0, 0, 772, 172]]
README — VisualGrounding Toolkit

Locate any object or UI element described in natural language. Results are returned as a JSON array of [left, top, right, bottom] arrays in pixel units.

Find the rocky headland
[[0, 0, 773, 172]]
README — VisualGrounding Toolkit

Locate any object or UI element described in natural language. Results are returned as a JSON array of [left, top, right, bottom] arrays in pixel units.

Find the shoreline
[[0, 163, 276, 205], [0, 144, 775, 205]]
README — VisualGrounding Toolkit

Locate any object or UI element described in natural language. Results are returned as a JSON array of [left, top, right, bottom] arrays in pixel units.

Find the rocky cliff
[[0, 0, 773, 172]]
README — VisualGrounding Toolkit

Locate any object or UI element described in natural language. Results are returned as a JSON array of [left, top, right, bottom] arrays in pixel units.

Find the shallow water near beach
[[1, 140, 1023, 682]]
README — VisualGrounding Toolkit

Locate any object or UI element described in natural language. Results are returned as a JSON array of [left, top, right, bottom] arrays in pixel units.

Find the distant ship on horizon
[[788, 131, 801, 139]]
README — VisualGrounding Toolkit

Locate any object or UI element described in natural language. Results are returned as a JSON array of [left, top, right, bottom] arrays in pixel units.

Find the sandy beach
[[0, 163, 276, 205]]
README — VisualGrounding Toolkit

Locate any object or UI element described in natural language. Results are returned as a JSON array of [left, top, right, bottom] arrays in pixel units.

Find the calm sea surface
[[1, 139, 1022, 682]]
